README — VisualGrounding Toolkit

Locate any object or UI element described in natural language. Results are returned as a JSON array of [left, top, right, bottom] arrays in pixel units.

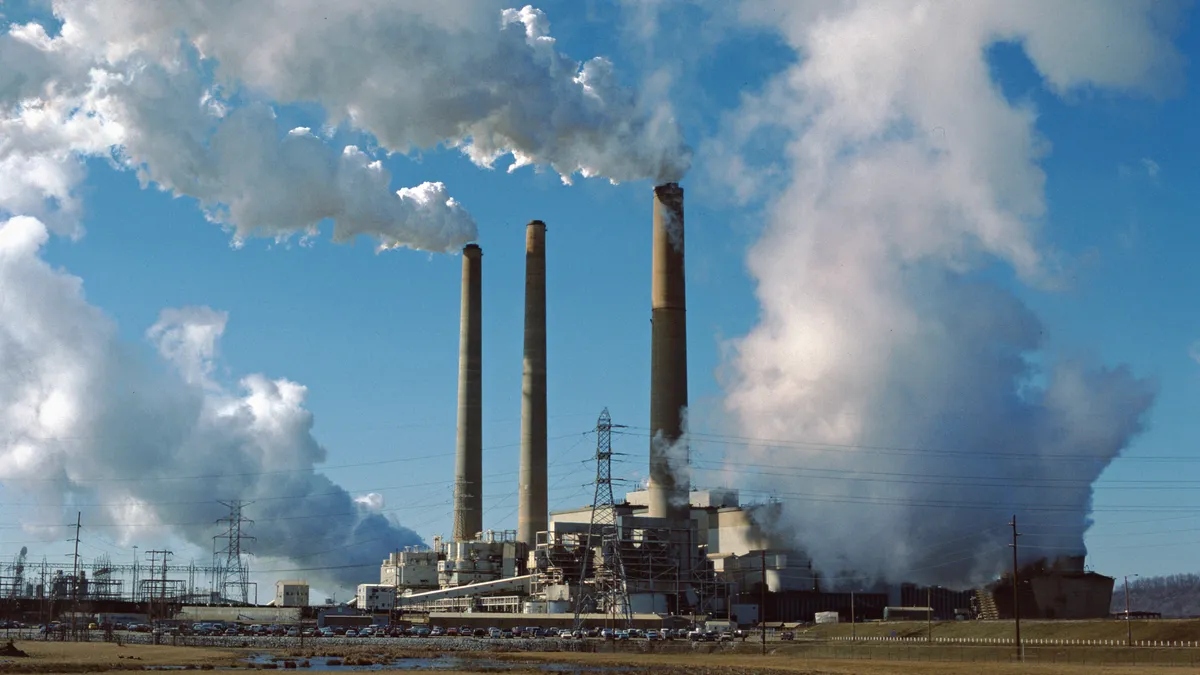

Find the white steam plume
[[717, 1, 1170, 587], [0, 23, 476, 251], [0, 1, 687, 582], [13, 1, 689, 195], [0, 215, 421, 588]]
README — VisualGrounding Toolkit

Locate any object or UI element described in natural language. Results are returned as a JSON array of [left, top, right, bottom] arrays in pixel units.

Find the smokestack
[[453, 243, 483, 541], [518, 220, 548, 548], [649, 183, 689, 523]]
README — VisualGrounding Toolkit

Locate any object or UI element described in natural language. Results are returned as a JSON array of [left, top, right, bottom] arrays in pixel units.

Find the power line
[[6, 432, 589, 484], [686, 459, 1200, 491], [614, 427, 1200, 463]]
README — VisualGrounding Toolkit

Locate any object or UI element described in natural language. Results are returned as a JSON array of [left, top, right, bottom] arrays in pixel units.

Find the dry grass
[[509, 651, 1200, 675], [0, 640, 242, 672], [808, 619, 1200, 643]]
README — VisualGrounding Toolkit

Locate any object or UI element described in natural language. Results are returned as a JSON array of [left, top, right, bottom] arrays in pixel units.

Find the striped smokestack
[[518, 220, 548, 548], [453, 243, 483, 541], [649, 183, 690, 522]]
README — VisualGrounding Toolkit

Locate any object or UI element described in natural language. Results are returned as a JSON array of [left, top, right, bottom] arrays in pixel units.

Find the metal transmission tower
[[573, 408, 632, 631], [213, 500, 256, 605]]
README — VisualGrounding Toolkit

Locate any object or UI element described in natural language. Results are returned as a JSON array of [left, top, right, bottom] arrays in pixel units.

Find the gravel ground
[[5, 630, 592, 651], [2, 629, 761, 654]]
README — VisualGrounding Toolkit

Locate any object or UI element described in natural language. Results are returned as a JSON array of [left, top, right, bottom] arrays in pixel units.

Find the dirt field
[[0, 640, 242, 672], [516, 651, 1200, 674], [3, 639, 1199, 674]]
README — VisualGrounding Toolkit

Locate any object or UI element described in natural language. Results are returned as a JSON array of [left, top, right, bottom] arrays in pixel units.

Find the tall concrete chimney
[[649, 183, 690, 523], [453, 243, 483, 541], [518, 220, 548, 548]]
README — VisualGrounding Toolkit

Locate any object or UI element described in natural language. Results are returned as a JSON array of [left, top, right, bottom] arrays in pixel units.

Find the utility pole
[[850, 591, 855, 641], [160, 550, 170, 612], [145, 550, 158, 628], [67, 512, 81, 639], [1125, 574, 1138, 647], [926, 586, 932, 643], [132, 546, 139, 603], [1009, 515, 1021, 661], [572, 409, 630, 633], [214, 500, 256, 605], [759, 549, 767, 656], [146, 550, 172, 636]]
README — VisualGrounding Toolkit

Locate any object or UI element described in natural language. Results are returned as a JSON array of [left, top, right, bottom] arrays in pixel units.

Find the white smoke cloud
[[354, 493, 386, 513], [2, 2, 689, 249], [0, 1, 690, 583], [0, 215, 421, 588], [650, 406, 691, 510], [147, 306, 228, 389], [717, 0, 1169, 586], [0, 26, 477, 251], [25, 1, 688, 190]]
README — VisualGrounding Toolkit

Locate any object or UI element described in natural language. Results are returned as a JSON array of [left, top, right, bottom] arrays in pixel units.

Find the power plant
[[0, 183, 1119, 630], [364, 182, 1117, 627], [362, 182, 1118, 627]]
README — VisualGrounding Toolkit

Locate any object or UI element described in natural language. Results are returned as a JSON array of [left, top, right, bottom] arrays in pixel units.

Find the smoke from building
[[714, 1, 1170, 587], [1, 2, 689, 245], [0, 3, 690, 590]]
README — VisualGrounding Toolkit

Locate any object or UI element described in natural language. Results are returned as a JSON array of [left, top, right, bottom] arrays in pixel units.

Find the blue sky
[[2, 1, 1198, 598]]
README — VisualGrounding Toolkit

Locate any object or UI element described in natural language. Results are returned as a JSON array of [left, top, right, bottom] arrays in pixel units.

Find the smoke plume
[[1, 2, 689, 586], [717, 1, 1171, 586], [0, 215, 422, 587]]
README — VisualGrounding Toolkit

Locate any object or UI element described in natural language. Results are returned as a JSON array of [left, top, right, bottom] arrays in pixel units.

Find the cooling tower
[[453, 243, 483, 541], [649, 183, 690, 523], [518, 220, 548, 548]]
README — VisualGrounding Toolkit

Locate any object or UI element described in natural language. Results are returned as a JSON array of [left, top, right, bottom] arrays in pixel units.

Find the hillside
[[1111, 574, 1200, 618]]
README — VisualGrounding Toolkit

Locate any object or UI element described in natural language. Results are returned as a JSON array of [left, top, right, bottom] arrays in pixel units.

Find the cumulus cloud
[[716, 0, 1168, 586], [0, 215, 421, 588]]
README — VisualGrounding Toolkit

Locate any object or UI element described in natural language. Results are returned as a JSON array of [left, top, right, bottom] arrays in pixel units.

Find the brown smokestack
[[453, 243, 483, 541], [518, 220, 548, 548], [649, 183, 689, 522]]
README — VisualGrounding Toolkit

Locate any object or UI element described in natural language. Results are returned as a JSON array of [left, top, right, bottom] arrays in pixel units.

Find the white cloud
[[0, 216, 421, 588], [716, 0, 1169, 586], [147, 307, 228, 389], [354, 493, 386, 513], [1189, 342, 1200, 366], [1141, 157, 1161, 178]]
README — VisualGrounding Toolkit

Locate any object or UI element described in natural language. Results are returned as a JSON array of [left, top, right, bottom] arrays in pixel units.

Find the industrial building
[[272, 580, 309, 607], [356, 584, 396, 612]]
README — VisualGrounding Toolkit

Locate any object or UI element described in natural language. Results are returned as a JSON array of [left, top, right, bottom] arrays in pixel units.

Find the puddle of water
[[241, 654, 633, 672]]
